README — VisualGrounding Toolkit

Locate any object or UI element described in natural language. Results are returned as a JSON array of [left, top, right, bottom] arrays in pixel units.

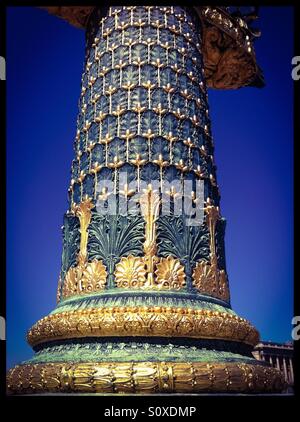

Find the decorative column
[[276, 356, 281, 371], [283, 357, 288, 382], [7, 6, 284, 394], [289, 358, 294, 384]]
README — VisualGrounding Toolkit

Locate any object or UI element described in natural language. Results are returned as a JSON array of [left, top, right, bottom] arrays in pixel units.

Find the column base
[[7, 360, 285, 395]]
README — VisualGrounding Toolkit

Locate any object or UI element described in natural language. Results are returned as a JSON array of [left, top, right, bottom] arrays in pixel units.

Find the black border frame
[[1, 1, 298, 414]]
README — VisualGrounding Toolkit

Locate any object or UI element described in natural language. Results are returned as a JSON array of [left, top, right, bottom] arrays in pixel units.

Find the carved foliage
[[60, 214, 80, 280], [88, 213, 145, 264], [157, 215, 210, 267]]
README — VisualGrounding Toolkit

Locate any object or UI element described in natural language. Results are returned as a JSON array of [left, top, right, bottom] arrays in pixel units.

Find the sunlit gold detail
[[119, 183, 136, 198], [95, 110, 107, 123], [155, 256, 186, 290], [77, 170, 86, 184], [99, 133, 113, 166], [114, 255, 146, 288], [121, 129, 135, 162], [62, 199, 107, 298], [139, 185, 160, 287], [62, 259, 107, 299], [164, 185, 182, 200], [113, 187, 187, 292], [133, 102, 146, 134], [180, 89, 193, 100], [153, 154, 169, 191], [173, 108, 185, 120], [62, 266, 78, 297], [108, 156, 124, 194], [193, 257, 229, 302], [56, 276, 62, 303], [122, 81, 136, 108], [200, 144, 208, 157], [194, 165, 206, 179], [142, 80, 156, 108], [165, 132, 178, 164], [112, 104, 126, 117], [7, 361, 284, 395], [204, 198, 220, 257], [26, 306, 259, 347], [81, 260, 107, 292], [175, 159, 189, 173], [130, 154, 147, 192], [97, 186, 112, 201], [105, 85, 117, 113], [210, 173, 217, 186], [191, 114, 200, 127], [72, 197, 94, 264], [142, 128, 155, 160], [193, 199, 230, 302]]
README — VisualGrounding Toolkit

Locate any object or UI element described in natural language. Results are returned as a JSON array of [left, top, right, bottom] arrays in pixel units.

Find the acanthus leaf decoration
[[113, 187, 187, 291]]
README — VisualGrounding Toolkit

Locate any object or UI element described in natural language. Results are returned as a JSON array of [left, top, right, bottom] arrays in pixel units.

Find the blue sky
[[6, 6, 294, 369]]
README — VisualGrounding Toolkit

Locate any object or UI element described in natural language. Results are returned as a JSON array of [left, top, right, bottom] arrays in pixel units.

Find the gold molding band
[[7, 361, 284, 395], [27, 306, 259, 347]]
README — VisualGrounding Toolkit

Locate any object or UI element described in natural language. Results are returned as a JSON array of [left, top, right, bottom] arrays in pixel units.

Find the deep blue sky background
[[6, 7, 294, 369]]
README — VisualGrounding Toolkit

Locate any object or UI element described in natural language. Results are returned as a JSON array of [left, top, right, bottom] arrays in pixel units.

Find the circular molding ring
[[27, 306, 259, 347], [7, 361, 284, 394]]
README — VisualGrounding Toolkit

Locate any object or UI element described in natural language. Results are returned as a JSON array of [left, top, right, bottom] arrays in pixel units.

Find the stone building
[[253, 341, 294, 390]]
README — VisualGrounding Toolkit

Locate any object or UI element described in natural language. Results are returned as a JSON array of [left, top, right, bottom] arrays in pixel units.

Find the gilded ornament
[[80, 260, 107, 293], [62, 266, 80, 298], [139, 185, 160, 287], [72, 197, 94, 262], [26, 306, 259, 347], [56, 276, 62, 303], [193, 200, 230, 302], [61, 198, 108, 299], [114, 255, 146, 288], [7, 361, 284, 395], [155, 256, 186, 290], [62, 259, 107, 299]]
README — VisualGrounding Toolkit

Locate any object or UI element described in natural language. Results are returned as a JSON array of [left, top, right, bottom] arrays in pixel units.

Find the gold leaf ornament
[[155, 256, 186, 290], [81, 260, 107, 292], [114, 255, 146, 288], [192, 260, 217, 294], [192, 258, 230, 302], [62, 266, 81, 298], [62, 260, 107, 298]]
